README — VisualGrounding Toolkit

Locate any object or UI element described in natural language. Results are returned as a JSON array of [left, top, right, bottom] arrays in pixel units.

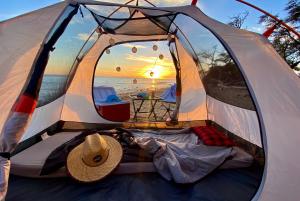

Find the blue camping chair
[[160, 84, 176, 119]]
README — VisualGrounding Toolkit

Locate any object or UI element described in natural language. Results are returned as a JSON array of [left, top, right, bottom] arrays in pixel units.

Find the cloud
[[121, 44, 147, 49], [75, 33, 98, 41], [126, 54, 157, 63], [150, 0, 191, 6], [249, 26, 263, 33], [126, 54, 174, 67]]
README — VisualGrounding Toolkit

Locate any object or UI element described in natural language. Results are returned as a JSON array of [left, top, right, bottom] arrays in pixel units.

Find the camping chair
[[160, 84, 176, 120], [93, 86, 130, 122]]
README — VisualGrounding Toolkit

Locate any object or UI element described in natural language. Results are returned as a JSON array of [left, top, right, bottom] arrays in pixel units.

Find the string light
[[159, 54, 164, 60], [109, 38, 115, 45], [132, 46, 137, 53]]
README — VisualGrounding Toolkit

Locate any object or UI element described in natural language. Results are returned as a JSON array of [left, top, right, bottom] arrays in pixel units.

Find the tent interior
[[4, 1, 266, 200]]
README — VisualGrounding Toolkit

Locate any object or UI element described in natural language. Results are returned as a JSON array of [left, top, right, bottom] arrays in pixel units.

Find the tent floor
[[7, 165, 263, 201]]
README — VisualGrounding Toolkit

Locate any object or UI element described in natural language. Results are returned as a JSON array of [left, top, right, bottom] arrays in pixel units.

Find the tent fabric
[[11, 132, 82, 178], [0, 157, 10, 200], [207, 96, 261, 147], [60, 34, 167, 124], [7, 166, 263, 201], [0, 3, 73, 199], [92, 10, 175, 35], [0, 2, 68, 134], [1, 1, 300, 200], [21, 96, 65, 141], [175, 38, 207, 121], [174, 5, 300, 200]]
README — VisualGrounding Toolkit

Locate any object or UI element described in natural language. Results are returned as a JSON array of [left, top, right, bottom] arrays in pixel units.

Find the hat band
[[81, 149, 110, 167]]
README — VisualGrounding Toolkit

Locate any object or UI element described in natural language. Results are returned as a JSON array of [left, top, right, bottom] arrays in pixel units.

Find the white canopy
[[0, 1, 300, 201]]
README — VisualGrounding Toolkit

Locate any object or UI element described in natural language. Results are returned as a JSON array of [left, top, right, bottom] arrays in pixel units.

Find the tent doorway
[[93, 40, 178, 122]]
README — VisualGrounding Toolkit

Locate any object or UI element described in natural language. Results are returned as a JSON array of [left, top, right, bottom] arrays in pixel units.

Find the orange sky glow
[[45, 41, 176, 80]]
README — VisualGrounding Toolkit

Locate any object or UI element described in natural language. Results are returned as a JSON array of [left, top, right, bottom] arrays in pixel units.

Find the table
[[129, 95, 162, 121]]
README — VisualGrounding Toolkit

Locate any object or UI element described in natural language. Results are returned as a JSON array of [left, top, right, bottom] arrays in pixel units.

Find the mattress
[[10, 132, 155, 178]]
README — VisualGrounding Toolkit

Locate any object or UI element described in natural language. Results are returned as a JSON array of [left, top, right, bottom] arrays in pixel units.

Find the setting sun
[[144, 65, 168, 79]]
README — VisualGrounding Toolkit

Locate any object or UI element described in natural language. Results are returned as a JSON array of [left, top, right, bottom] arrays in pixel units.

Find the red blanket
[[192, 126, 235, 147]]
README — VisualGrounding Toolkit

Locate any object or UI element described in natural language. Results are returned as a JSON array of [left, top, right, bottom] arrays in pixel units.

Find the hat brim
[[66, 135, 123, 182]]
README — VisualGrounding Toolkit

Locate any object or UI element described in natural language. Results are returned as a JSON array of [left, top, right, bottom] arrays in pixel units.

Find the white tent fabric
[[21, 96, 65, 141], [0, 3, 68, 200], [0, 2, 67, 134], [207, 96, 261, 147], [175, 38, 207, 121], [176, 5, 300, 201], [61, 34, 167, 123], [0, 1, 300, 201]]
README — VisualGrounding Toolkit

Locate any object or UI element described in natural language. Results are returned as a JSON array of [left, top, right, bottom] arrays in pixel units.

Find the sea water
[[94, 77, 175, 94], [38, 75, 175, 104]]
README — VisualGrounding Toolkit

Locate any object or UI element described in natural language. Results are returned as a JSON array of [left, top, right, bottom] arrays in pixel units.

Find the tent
[[0, 0, 300, 200]]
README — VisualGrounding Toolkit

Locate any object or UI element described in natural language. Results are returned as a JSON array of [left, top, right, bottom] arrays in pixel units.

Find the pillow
[[137, 92, 149, 99], [105, 94, 121, 103], [192, 126, 235, 147]]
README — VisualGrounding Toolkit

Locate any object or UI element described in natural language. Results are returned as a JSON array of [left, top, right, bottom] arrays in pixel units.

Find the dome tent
[[0, 0, 299, 201]]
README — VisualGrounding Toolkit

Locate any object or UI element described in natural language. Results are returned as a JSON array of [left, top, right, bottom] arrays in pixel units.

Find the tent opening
[[93, 40, 177, 122]]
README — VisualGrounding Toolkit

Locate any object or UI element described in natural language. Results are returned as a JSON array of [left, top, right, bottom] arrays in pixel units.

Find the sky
[[0, 0, 290, 79], [0, 0, 289, 26], [96, 41, 176, 79]]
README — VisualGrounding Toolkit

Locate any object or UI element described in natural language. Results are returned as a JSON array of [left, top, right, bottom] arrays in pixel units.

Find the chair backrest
[[161, 84, 176, 103], [93, 86, 117, 103]]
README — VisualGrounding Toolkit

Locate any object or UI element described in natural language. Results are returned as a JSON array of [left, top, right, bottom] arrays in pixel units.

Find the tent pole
[[235, 0, 300, 39], [191, 0, 198, 6]]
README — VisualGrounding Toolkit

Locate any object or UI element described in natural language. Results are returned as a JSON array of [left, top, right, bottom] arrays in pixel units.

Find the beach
[[38, 75, 176, 121], [118, 87, 174, 122], [94, 77, 176, 121]]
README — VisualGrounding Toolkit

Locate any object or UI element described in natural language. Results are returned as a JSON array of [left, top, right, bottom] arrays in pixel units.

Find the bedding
[[131, 129, 253, 183], [192, 126, 235, 147]]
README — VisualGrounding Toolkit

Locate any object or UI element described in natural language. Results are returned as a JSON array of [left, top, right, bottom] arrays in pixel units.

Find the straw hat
[[66, 134, 123, 182]]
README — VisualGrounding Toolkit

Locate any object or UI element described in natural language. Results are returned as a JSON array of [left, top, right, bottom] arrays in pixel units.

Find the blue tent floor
[[7, 165, 263, 201]]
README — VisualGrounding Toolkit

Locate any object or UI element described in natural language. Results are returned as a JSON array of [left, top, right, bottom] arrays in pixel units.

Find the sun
[[144, 65, 167, 79]]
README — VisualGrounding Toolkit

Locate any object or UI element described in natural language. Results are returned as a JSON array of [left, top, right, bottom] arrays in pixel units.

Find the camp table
[[129, 95, 162, 121]]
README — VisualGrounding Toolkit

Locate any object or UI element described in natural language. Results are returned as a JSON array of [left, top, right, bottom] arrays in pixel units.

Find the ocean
[[94, 77, 175, 94], [38, 75, 175, 104]]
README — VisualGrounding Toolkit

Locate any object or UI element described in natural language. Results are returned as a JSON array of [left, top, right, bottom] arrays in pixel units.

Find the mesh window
[[91, 8, 175, 35], [172, 14, 255, 110], [86, 0, 192, 7], [37, 6, 98, 107]]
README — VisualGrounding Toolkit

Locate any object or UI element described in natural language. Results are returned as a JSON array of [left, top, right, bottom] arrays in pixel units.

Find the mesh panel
[[115, 17, 167, 35], [172, 14, 255, 110], [86, 5, 126, 17], [93, 11, 175, 35], [37, 6, 98, 107]]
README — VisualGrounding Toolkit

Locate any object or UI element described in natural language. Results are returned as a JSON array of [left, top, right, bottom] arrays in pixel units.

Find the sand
[[118, 87, 174, 122]]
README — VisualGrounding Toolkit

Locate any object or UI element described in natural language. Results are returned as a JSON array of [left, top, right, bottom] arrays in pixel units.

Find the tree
[[259, 0, 300, 69], [199, 45, 218, 68], [285, 0, 300, 28], [227, 11, 249, 29]]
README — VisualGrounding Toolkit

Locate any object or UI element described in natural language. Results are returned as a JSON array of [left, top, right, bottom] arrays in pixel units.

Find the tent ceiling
[[85, 4, 176, 35], [79, 0, 192, 7]]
